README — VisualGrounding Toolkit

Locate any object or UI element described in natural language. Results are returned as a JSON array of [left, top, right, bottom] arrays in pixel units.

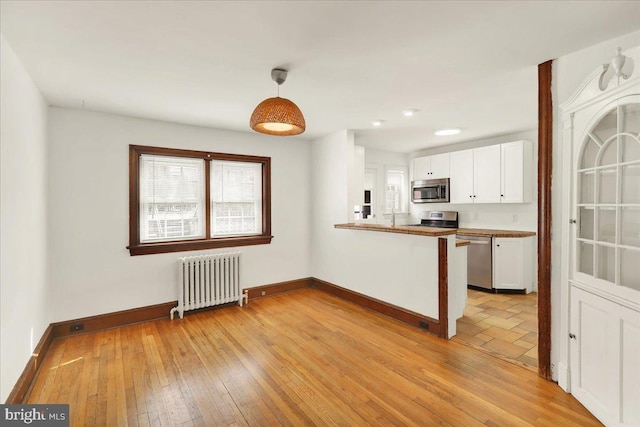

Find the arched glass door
[[576, 102, 640, 292]]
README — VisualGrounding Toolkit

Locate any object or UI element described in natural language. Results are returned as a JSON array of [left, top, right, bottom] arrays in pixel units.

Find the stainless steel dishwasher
[[457, 235, 492, 290]]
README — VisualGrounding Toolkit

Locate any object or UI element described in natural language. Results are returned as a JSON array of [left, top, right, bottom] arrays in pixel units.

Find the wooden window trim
[[128, 145, 272, 256]]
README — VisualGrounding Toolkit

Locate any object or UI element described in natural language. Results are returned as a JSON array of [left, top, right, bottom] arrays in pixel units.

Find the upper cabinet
[[412, 153, 450, 181], [501, 140, 532, 203], [449, 149, 474, 203], [449, 140, 532, 204], [474, 145, 502, 203]]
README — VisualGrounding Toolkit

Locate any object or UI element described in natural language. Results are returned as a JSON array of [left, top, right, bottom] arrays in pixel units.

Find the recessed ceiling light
[[402, 109, 418, 117], [434, 128, 461, 136], [372, 120, 385, 127]]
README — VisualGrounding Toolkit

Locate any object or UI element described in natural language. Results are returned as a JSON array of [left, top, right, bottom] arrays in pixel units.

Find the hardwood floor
[[26, 288, 601, 426], [453, 289, 539, 371]]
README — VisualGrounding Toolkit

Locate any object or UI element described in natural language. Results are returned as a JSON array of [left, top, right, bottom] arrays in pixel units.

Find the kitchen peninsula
[[333, 223, 467, 338]]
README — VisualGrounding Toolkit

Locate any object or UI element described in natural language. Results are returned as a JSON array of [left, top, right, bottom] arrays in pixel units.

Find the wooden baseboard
[[5, 324, 53, 404], [244, 278, 312, 300], [50, 301, 178, 339], [310, 278, 441, 337]]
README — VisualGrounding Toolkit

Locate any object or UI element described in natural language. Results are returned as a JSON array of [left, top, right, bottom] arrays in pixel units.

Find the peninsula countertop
[[334, 223, 536, 239], [334, 223, 456, 237], [456, 228, 536, 238]]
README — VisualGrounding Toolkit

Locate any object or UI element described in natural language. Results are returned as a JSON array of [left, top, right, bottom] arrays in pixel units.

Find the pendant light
[[250, 68, 305, 136]]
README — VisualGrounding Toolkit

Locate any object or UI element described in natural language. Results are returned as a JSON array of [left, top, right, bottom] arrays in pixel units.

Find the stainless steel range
[[411, 210, 459, 229]]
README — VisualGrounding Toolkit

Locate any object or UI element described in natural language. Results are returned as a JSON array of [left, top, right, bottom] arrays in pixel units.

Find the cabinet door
[[493, 238, 524, 290], [570, 286, 630, 427], [473, 145, 501, 203], [449, 149, 474, 204], [430, 153, 450, 179], [501, 141, 525, 203], [412, 156, 430, 181]]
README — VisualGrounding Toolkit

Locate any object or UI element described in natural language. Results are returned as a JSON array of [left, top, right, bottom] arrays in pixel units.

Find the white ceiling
[[1, 1, 639, 153]]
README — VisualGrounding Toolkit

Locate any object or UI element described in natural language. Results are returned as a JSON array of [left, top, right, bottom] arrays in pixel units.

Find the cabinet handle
[[569, 333, 576, 340], [473, 195, 476, 198], [569, 219, 577, 224], [469, 195, 472, 198], [501, 194, 504, 197], [496, 244, 500, 247]]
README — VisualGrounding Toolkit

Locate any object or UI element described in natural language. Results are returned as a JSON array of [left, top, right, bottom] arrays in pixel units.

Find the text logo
[[0, 405, 69, 426]]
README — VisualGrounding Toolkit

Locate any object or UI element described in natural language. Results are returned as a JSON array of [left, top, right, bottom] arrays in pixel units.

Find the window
[[385, 166, 408, 214], [129, 145, 271, 255]]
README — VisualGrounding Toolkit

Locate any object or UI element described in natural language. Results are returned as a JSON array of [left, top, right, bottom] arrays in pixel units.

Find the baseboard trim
[[310, 277, 441, 337], [557, 362, 570, 392], [50, 301, 178, 339], [5, 325, 54, 404], [244, 278, 312, 300]]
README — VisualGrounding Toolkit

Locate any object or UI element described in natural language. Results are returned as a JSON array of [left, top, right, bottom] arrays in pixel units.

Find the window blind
[[211, 160, 262, 236], [139, 155, 205, 242]]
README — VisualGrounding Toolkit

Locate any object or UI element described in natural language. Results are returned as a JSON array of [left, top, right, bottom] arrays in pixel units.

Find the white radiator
[[171, 252, 243, 319]]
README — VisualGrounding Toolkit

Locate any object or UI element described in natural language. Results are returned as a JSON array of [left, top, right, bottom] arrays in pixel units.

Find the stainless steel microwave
[[411, 178, 450, 203]]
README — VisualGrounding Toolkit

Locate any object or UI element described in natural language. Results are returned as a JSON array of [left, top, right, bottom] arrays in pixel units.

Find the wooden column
[[537, 60, 553, 381], [438, 237, 448, 339]]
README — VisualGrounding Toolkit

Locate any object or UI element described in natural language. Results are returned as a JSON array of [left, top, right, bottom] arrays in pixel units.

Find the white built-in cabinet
[[448, 141, 531, 204], [411, 153, 450, 181], [449, 149, 474, 203], [473, 145, 502, 203], [493, 237, 534, 293], [501, 140, 533, 203], [570, 287, 640, 427], [560, 45, 639, 427]]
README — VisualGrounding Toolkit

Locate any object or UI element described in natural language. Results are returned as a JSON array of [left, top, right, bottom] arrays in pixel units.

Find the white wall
[[311, 131, 460, 321], [310, 130, 352, 279], [551, 30, 640, 382], [0, 35, 49, 402], [409, 129, 539, 231], [47, 107, 312, 322]]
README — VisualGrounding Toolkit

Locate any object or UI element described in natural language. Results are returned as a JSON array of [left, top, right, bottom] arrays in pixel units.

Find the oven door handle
[[466, 240, 490, 245]]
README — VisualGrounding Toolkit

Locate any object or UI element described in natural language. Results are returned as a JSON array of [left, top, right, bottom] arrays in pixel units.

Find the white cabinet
[[500, 140, 532, 203], [449, 146, 500, 203], [412, 153, 450, 181], [449, 141, 531, 204], [570, 286, 640, 427], [493, 237, 534, 293], [449, 149, 474, 203], [473, 145, 501, 203], [560, 46, 640, 425]]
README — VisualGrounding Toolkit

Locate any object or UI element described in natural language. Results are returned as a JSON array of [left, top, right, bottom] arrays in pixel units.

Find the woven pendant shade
[[250, 96, 306, 136]]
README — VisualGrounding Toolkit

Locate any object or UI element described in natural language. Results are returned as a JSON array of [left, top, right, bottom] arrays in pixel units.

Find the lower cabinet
[[570, 286, 640, 427], [493, 237, 534, 293]]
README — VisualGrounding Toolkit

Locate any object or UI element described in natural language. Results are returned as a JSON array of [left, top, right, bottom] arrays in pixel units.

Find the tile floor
[[453, 288, 538, 371]]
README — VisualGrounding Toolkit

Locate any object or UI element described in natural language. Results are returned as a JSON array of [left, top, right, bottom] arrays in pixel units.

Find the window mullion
[[205, 158, 212, 240]]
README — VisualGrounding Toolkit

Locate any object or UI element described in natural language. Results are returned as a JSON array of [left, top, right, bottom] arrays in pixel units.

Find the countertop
[[456, 228, 536, 238], [334, 223, 456, 237], [455, 239, 471, 247], [335, 223, 536, 239]]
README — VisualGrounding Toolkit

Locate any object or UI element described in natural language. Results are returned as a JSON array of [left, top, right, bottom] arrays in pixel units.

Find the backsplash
[[410, 202, 537, 231]]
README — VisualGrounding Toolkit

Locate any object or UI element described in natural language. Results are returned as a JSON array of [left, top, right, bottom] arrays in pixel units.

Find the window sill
[[128, 235, 273, 256]]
